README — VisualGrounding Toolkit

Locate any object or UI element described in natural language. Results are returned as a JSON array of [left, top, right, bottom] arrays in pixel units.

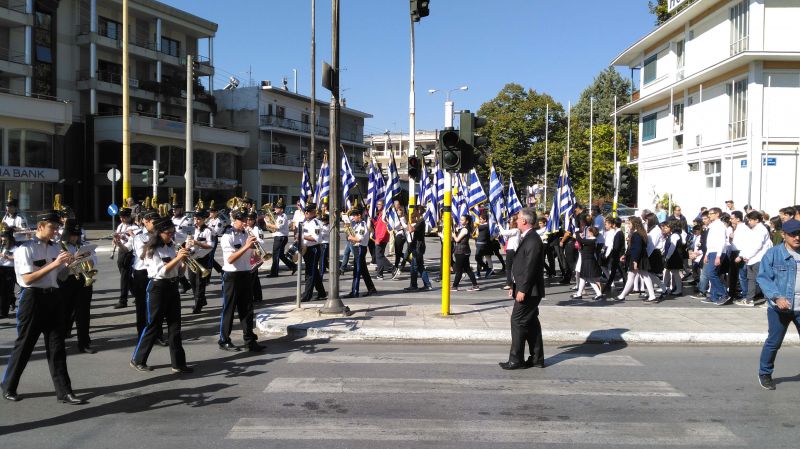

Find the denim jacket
[[757, 243, 798, 311]]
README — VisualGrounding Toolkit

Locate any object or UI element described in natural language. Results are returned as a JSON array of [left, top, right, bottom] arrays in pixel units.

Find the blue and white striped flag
[[367, 159, 380, 219], [488, 164, 507, 242], [506, 175, 523, 216], [312, 156, 330, 205], [422, 170, 437, 229], [299, 160, 313, 210], [467, 168, 487, 212], [557, 160, 577, 234], [434, 159, 445, 213], [341, 151, 357, 207], [452, 174, 468, 222]]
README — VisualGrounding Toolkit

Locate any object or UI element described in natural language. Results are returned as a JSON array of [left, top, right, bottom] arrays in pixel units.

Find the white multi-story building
[[215, 84, 371, 208], [0, 0, 248, 221], [612, 0, 800, 215], [364, 130, 438, 185]]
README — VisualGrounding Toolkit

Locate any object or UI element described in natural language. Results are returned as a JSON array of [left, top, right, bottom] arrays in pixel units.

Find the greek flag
[[546, 158, 577, 233], [299, 160, 313, 209], [384, 151, 401, 204], [422, 170, 437, 229], [506, 175, 523, 216], [434, 158, 445, 212], [312, 157, 330, 205], [467, 168, 487, 212], [488, 164, 507, 241], [341, 151, 357, 206], [452, 174, 468, 222], [367, 159, 381, 219]]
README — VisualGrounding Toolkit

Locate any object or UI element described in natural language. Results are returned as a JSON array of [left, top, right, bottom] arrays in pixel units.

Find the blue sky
[[165, 0, 656, 135]]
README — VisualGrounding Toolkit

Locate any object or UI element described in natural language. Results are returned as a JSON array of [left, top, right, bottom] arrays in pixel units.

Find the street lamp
[[428, 85, 468, 128]]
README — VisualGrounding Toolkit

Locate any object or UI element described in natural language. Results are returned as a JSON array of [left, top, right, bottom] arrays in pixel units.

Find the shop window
[[160, 146, 185, 176], [216, 152, 236, 179], [195, 150, 213, 177], [130, 143, 156, 167], [6, 130, 53, 168]]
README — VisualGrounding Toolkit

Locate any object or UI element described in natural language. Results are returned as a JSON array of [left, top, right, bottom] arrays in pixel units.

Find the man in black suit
[[500, 208, 546, 370]]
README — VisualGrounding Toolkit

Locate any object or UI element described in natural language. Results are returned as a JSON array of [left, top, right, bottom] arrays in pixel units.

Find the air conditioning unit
[[695, 134, 702, 147], [261, 80, 271, 88]]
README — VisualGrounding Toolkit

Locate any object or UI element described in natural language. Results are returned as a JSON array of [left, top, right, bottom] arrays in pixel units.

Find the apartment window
[[98, 16, 121, 40], [33, 8, 55, 97], [675, 40, 685, 80], [261, 185, 288, 207], [98, 60, 122, 84], [301, 113, 309, 124], [673, 104, 684, 134], [276, 106, 285, 119], [730, 0, 749, 56], [643, 54, 658, 84], [160, 36, 180, 57], [194, 150, 213, 178], [705, 160, 721, 188], [160, 145, 185, 176], [728, 78, 748, 140], [688, 162, 699, 172], [7, 130, 53, 168], [642, 113, 658, 142], [216, 152, 236, 179]]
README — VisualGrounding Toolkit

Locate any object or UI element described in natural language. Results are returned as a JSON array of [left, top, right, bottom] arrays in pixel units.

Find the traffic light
[[619, 165, 633, 191], [439, 128, 462, 172], [410, 0, 430, 22], [408, 156, 421, 181], [141, 170, 150, 184], [157, 170, 166, 184], [457, 110, 488, 172], [603, 171, 615, 192]]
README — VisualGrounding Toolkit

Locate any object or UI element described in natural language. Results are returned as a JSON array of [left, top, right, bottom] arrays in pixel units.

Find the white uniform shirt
[[303, 218, 321, 247], [603, 229, 619, 257], [272, 213, 289, 237], [14, 236, 64, 288], [220, 228, 253, 272], [208, 215, 228, 237], [319, 222, 330, 245], [0, 242, 17, 268], [353, 221, 370, 247], [145, 244, 181, 279], [129, 231, 150, 271], [192, 226, 214, 259], [646, 227, 665, 256], [740, 222, 772, 266], [172, 215, 193, 236], [4, 214, 29, 241], [706, 219, 728, 256], [291, 210, 305, 227], [501, 227, 521, 252]]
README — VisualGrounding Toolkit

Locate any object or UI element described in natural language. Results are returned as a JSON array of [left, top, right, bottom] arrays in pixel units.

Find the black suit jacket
[[512, 229, 545, 301]]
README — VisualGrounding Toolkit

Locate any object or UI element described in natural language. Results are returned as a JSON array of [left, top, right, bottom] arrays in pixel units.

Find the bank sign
[[668, 0, 689, 12], [0, 166, 59, 182]]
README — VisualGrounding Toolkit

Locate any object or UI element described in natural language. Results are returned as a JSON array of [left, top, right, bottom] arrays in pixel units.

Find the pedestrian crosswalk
[[226, 348, 745, 446]]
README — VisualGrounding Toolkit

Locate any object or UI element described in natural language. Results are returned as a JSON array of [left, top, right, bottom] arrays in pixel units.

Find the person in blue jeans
[[756, 218, 800, 390], [702, 208, 730, 305]]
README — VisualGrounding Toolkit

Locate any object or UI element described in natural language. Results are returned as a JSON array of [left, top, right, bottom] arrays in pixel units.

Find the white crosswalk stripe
[[227, 418, 744, 445], [287, 351, 643, 366], [264, 377, 685, 397]]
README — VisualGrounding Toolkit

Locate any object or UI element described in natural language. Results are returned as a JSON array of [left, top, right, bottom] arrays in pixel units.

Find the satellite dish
[[223, 76, 240, 90]]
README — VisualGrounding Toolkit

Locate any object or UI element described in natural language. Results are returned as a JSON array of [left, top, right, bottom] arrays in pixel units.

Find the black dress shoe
[[78, 345, 97, 354], [315, 294, 328, 301], [404, 286, 420, 292], [58, 393, 86, 405], [498, 361, 526, 370], [3, 390, 19, 401], [191, 307, 202, 314], [362, 289, 378, 297], [266, 274, 278, 278], [342, 293, 357, 299], [247, 343, 266, 352], [171, 365, 194, 374], [525, 357, 545, 368], [218, 342, 240, 352], [129, 360, 153, 372], [156, 338, 169, 347], [113, 301, 127, 309]]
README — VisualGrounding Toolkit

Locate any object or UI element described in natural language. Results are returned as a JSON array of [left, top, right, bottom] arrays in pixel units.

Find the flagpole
[[613, 96, 619, 218], [544, 103, 549, 212], [567, 101, 571, 160], [589, 96, 594, 207]]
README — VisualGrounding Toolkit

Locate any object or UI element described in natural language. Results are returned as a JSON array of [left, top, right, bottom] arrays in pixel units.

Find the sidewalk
[[256, 301, 800, 345]]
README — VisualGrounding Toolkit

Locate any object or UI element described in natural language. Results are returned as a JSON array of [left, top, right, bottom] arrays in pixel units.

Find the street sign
[[107, 168, 121, 182], [740, 160, 747, 168], [107, 204, 119, 217], [763, 157, 777, 166]]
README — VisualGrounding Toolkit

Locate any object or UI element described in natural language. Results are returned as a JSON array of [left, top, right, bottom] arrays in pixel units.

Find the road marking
[[227, 418, 743, 445], [264, 377, 684, 397], [287, 351, 643, 366]]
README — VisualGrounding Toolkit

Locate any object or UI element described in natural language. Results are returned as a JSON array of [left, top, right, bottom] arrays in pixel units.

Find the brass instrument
[[344, 222, 357, 239], [53, 193, 62, 212], [209, 200, 215, 210], [261, 203, 277, 227], [171, 193, 177, 206], [181, 240, 211, 279], [60, 242, 98, 287], [247, 226, 272, 268]]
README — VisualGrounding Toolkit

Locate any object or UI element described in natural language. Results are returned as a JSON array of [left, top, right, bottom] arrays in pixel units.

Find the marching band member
[[2, 211, 84, 404], [265, 197, 297, 277], [3, 196, 30, 242], [245, 212, 264, 304], [113, 208, 139, 309], [207, 204, 227, 274], [318, 212, 330, 277], [58, 219, 97, 354], [130, 217, 193, 374], [0, 225, 18, 317], [188, 210, 214, 314], [218, 211, 264, 352], [405, 205, 433, 292], [344, 206, 376, 298], [170, 202, 194, 294], [117, 208, 167, 345], [301, 203, 327, 302]]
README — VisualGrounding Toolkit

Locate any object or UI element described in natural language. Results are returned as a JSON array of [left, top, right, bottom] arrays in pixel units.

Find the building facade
[[215, 84, 371, 209], [364, 130, 438, 186], [613, 0, 800, 215], [0, 0, 248, 221]]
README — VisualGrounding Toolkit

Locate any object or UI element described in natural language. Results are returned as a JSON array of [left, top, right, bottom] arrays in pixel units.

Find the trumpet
[[60, 242, 98, 287], [180, 240, 211, 279], [247, 226, 272, 269]]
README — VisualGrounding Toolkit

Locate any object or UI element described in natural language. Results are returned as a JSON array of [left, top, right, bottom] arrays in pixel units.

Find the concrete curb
[[255, 314, 800, 345]]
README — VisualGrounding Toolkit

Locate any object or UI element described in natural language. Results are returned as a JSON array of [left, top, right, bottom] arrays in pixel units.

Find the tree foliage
[[648, 0, 695, 25]]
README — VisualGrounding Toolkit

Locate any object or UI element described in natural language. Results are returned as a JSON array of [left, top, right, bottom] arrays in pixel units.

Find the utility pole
[[310, 0, 316, 184], [185, 55, 194, 209], [408, 11, 416, 215], [121, 0, 130, 203], [320, 0, 346, 315]]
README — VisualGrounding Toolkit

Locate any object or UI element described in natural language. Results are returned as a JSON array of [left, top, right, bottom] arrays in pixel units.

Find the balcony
[[259, 151, 304, 168], [75, 24, 188, 67], [257, 115, 369, 144], [0, 88, 72, 125], [0, 0, 29, 27], [94, 114, 249, 149], [0, 46, 29, 77]]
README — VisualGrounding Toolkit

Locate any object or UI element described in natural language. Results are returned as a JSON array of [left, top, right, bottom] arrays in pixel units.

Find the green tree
[[648, 0, 695, 25], [475, 83, 566, 192]]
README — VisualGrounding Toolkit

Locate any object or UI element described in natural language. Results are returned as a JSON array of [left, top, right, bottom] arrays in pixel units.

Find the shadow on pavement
[[546, 328, 630, 366]]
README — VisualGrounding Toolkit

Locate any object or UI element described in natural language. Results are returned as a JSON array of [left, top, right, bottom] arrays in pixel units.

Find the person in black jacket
[[499, 208, 545, 370], [603, 217, 625, 293], [616, 217, 649, 301]]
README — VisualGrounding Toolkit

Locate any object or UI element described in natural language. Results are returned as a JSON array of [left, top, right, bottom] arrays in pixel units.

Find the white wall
[[764, 0, 800, 51], [763, 71, 800, 139], [685, 5, 731, 78]]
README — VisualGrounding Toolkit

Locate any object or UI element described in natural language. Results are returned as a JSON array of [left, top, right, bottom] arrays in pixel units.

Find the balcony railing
[[260, 114, 331, 137], [0, 0, 27, 13], [0, 46, 25, 64], [75, 24, 183, 57], [260, 152, 304, 167], [0, 86, 71, 103]]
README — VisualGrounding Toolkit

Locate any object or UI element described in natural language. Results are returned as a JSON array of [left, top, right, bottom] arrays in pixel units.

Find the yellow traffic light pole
[[121, 0, 131, 203], [441, 174, 452, 316]]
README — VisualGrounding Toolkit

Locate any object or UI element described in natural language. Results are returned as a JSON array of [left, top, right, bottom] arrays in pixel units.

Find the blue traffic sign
[[764, 157, 777, 167], [107, 204, 119, 217], [740, 160, 747, 168]]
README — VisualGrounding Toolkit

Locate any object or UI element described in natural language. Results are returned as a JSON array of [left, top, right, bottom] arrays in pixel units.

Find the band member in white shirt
[[245, 211, 265, 304], [130, 217, 193, 374], [3, 198, 30, 242], [113, 208, 139, 309], [301, 203, 327, 302], [344, 207, 377, 298], [207, 205, 227, 273], [318, 212, 330, 277], [218, 211, 264, 352], [58, 219, 98, 354], [187, 210, 214, 314], [170, 203, 194, 294], [265, 197, 297, 277], [0, 225, 18, 317], [2, 211, 84, 404]]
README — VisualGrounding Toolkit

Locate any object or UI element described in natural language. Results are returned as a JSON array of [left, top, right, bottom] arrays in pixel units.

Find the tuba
[[261, 203, 276, 226]]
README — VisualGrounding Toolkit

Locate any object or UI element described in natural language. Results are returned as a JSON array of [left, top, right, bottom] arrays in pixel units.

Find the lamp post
[[428, 85, 468, 128]]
